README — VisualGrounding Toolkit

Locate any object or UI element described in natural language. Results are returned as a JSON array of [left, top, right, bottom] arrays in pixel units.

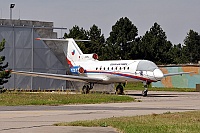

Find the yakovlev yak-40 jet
[[12, 38, 191, 96]]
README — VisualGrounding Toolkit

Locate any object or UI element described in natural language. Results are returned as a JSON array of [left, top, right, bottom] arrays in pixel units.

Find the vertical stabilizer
[[36, 38, 86, 68], [63, 38, 83, 67]]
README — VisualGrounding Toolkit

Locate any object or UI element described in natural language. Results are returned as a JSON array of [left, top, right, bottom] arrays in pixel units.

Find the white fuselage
[[73, 59, 164, 84]]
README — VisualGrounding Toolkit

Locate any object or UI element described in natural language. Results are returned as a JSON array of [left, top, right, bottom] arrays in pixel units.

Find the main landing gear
[[82, 83, 94, 94], [116, 83, 125, 95], [142, 82, 151, 97]]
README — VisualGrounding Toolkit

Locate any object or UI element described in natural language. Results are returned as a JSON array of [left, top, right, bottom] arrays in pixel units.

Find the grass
[[55, 111, 200, 133], [124, 82, 196, 92], [0, 92, 134, 106], [0, 83, 196, 106]]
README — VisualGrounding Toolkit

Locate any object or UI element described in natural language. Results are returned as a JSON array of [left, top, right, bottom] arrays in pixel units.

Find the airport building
[[0, 19, 69, 90]]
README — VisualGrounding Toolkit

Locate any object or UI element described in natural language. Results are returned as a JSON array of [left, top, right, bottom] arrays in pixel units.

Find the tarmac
[[0, 90, 199, 133]]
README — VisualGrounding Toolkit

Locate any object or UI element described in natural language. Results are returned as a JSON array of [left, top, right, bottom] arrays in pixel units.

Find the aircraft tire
[[142, 90, 148, 97], [82, 85, 89, 94], [116, 84, 124, 95]]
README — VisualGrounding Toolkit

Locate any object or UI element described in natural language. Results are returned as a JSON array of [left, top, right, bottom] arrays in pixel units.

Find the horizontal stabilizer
[[36, 38, 90, 42]]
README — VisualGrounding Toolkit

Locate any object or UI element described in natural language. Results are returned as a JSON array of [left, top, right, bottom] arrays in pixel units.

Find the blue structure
[[152, 65, 200, 88]]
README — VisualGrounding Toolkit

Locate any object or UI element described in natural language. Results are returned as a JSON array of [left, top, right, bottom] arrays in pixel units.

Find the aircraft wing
[[164, 72, 193, 77], [11, 70, 103, 83]]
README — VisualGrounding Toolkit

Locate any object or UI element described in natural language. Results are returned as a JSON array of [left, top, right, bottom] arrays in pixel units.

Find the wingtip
[[35, 38, 41, 40]]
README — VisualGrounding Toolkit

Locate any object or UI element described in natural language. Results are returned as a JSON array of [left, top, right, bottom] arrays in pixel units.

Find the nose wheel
[[142, 83, 149, 97], [142, 88, 148, 97]]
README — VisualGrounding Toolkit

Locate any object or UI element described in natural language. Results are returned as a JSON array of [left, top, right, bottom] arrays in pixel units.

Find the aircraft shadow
[[127, 93, 178, 97]]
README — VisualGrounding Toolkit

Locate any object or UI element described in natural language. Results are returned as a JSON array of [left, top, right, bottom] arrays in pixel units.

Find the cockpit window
[[136, 60, 158, 71]]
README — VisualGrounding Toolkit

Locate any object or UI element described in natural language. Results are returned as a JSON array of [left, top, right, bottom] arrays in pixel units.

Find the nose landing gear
[[142, 85, 148, 97], [142, 82, 151, 97]]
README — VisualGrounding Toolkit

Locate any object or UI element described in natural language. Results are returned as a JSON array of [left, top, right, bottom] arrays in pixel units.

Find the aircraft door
[[139, 71, 153, 79], [142, 71, 147, 78], [146, 71, 155, 80], [136, 70, 147, 78]]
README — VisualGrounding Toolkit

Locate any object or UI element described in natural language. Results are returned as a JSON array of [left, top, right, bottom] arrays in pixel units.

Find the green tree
[[87, 24, 105, 60], [140, 22, 172, 64], [0, 39, 11, 92], [184, 30, 200, 63], [105, 17, 138, 60], [129, 37, 142, 60], [64, 25, 105, 60], [169, 44, 188, 64], [64, 25, 89, 53]]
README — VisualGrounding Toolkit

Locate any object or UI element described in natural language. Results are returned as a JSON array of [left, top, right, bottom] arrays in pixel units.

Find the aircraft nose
[[153, 69, 164, 81]]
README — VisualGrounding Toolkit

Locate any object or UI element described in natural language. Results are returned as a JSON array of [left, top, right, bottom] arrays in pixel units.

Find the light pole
[[10, 4, 15, 20]]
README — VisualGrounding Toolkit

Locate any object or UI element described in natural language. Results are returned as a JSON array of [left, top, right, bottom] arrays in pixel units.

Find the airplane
[[11, 38, 192, 96]]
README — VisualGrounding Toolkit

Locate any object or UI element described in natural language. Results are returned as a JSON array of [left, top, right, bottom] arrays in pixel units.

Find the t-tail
[[63, 38, 99, 67], [36, 38, 98, 68]]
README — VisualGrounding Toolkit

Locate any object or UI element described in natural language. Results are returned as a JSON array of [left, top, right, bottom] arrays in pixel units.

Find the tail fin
[[36, 38, 89, 67], [63, 38, 83, 67]]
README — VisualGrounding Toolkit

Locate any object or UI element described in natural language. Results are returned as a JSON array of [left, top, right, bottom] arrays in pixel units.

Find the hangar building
[[0, 19, 68, 90]]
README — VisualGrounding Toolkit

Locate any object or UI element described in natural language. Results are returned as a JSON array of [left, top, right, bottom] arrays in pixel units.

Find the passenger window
[[119, 67, 121, 70], [107, 67, 109, 70], [96, 67, 98, 70], [100, 67, 102, 70], [127, 67, 129, 70], [111, 67, 113, 70], [124, 67, 125, 70], [104, 67, 105, 70]]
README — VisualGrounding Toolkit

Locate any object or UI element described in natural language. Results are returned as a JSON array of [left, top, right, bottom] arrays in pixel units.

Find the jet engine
[[70, 66, 85, 75], [80, 53, 98, 61]]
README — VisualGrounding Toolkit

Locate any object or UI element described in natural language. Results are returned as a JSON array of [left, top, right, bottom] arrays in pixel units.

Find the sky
[[0, 0, 200, 44]]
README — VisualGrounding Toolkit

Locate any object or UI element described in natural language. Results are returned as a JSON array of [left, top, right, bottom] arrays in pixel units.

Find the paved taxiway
[[0, 91, 199, 133]]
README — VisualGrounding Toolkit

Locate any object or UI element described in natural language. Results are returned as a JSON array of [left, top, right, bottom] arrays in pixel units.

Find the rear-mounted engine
[[80, 53, 98, 60], [70, 66, 85, 75]]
